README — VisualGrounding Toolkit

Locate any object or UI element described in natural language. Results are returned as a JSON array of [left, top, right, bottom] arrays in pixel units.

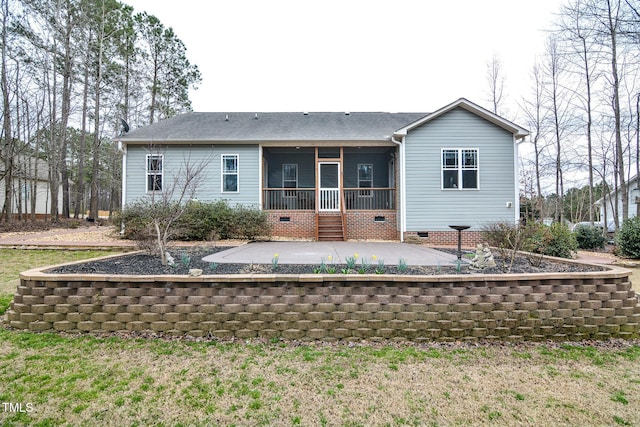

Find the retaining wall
[[5, 260, 640, 342]]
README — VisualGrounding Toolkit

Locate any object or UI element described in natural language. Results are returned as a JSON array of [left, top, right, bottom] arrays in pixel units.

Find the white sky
[[125, 0, 561, 116]]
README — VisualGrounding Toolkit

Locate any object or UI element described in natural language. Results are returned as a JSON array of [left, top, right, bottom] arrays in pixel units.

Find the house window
[[146, 154, 163, 192], [222, 154, 239, 192], [282, 164, 298, 188], [358, 163, 373, 196], [442, 149, 478, 189]]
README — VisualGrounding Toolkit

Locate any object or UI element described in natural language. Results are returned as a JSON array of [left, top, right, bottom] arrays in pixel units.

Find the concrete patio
[[202, 241, 462, 266]]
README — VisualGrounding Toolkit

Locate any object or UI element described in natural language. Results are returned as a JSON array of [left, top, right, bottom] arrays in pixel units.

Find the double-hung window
[[357, 163, 373, 196], [282, 164, 298, 189], [282, 163, 298, 208], [222, 154, 239, 192], [146, 154, 163, 192], [442, 149, 478, 189]]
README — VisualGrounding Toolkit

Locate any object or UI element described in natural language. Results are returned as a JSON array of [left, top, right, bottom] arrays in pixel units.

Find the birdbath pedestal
[[448, 225, 471, 260]]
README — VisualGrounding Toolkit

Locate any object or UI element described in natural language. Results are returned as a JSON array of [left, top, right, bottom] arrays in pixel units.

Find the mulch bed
[[49, 246, 605, 276]]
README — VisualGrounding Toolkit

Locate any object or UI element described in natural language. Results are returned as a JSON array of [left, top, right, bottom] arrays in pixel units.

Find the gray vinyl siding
[[404, 107, 516, 231], [124, 144, 260, 207]]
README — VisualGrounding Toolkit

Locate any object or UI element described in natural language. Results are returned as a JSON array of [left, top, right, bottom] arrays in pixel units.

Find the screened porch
[[261, 146, 397, 211]]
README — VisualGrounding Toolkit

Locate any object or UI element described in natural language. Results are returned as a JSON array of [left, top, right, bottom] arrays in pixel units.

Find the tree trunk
[[1, 0, 13, 222], [59, 2, 75, 219], [607, 0, 627, 222], [74, 34, 91, 219]]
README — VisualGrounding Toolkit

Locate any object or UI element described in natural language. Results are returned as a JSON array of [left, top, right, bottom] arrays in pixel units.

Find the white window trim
[[221, 154, 239, 193], [146, 153, 163, 193], [282, 163, 298, 188], [441, 148, 479, 190]]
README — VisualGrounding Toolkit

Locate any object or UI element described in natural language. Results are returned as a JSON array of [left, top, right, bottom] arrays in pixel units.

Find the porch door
[[318, 162, 340, 211]]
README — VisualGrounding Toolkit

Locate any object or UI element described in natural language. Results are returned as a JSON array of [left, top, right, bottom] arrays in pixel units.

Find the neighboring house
[[0, 157, 62, 219], [595, 175, 640, 228], [119, 98, 529, 243]]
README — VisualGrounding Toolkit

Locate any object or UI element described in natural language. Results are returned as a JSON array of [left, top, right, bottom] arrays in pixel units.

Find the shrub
[[481, 221, 577, 269], [114, 199, 156, 242], [573, 224, 606, 250], [481, 221, 538, 271], [120, 199, 271, 244], [115, 198, 188, 259], [541, 222, 577, 258], [176, 200, 234, 240], [616, 217, 640, 259], [481, 221, 521, 252], [228, 204, 270, 240]]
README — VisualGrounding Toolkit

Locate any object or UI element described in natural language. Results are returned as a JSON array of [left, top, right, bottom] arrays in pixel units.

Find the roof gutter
[[391, 131, 406, 242]]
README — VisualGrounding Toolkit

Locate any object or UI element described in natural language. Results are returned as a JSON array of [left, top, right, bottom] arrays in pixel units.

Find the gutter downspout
[[514, 135, 527, 224], [119, 140, 127, 235], [258, 145, 263, 209], [391, 132, 406, 242]]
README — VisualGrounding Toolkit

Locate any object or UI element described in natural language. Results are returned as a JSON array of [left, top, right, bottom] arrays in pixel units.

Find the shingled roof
[[120, 112, 429, 143]]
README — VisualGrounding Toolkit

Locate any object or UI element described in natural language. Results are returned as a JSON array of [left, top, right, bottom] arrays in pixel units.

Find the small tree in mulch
[[119, 151, 211, 266], [481, 221, 577, 272], [480, 221, 540, 272]]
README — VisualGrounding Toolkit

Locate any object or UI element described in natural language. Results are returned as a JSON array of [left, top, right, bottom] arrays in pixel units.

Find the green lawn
[[0, 330, 639, 426], [1, 249, 639, 426], [0, 249, 118, 296]]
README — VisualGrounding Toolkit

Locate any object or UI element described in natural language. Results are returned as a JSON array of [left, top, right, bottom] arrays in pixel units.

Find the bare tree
[[557, 0, 602, 224], [142, 149, 211, 265], [635, 92, 640, 218], [542, 37, 575, 223], [604, 0, 628, 222], [520, 60, 552, 219], [486, 52, 506, 115], [1, 0, 14, 222]]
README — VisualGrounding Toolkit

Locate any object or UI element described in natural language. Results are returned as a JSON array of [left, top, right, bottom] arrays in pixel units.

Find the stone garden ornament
[[469, 243, 497, 270]]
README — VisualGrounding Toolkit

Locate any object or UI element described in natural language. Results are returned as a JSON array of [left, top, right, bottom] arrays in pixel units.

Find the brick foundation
[[346, 211, 399, 241], [6, 260, 639, 342], [267, 211, 316, 239], [404, 230, 483, 246], [267, 211, 481, 245], [268, 211, 400, 241]]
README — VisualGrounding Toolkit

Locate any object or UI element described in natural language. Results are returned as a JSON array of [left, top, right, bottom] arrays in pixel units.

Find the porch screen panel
[[320, 164, 339, 188], [318, 147, 340, 158]]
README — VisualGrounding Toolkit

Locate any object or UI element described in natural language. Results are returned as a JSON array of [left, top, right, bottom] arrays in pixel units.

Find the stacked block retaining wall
[[6, 262, 639, 342]]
